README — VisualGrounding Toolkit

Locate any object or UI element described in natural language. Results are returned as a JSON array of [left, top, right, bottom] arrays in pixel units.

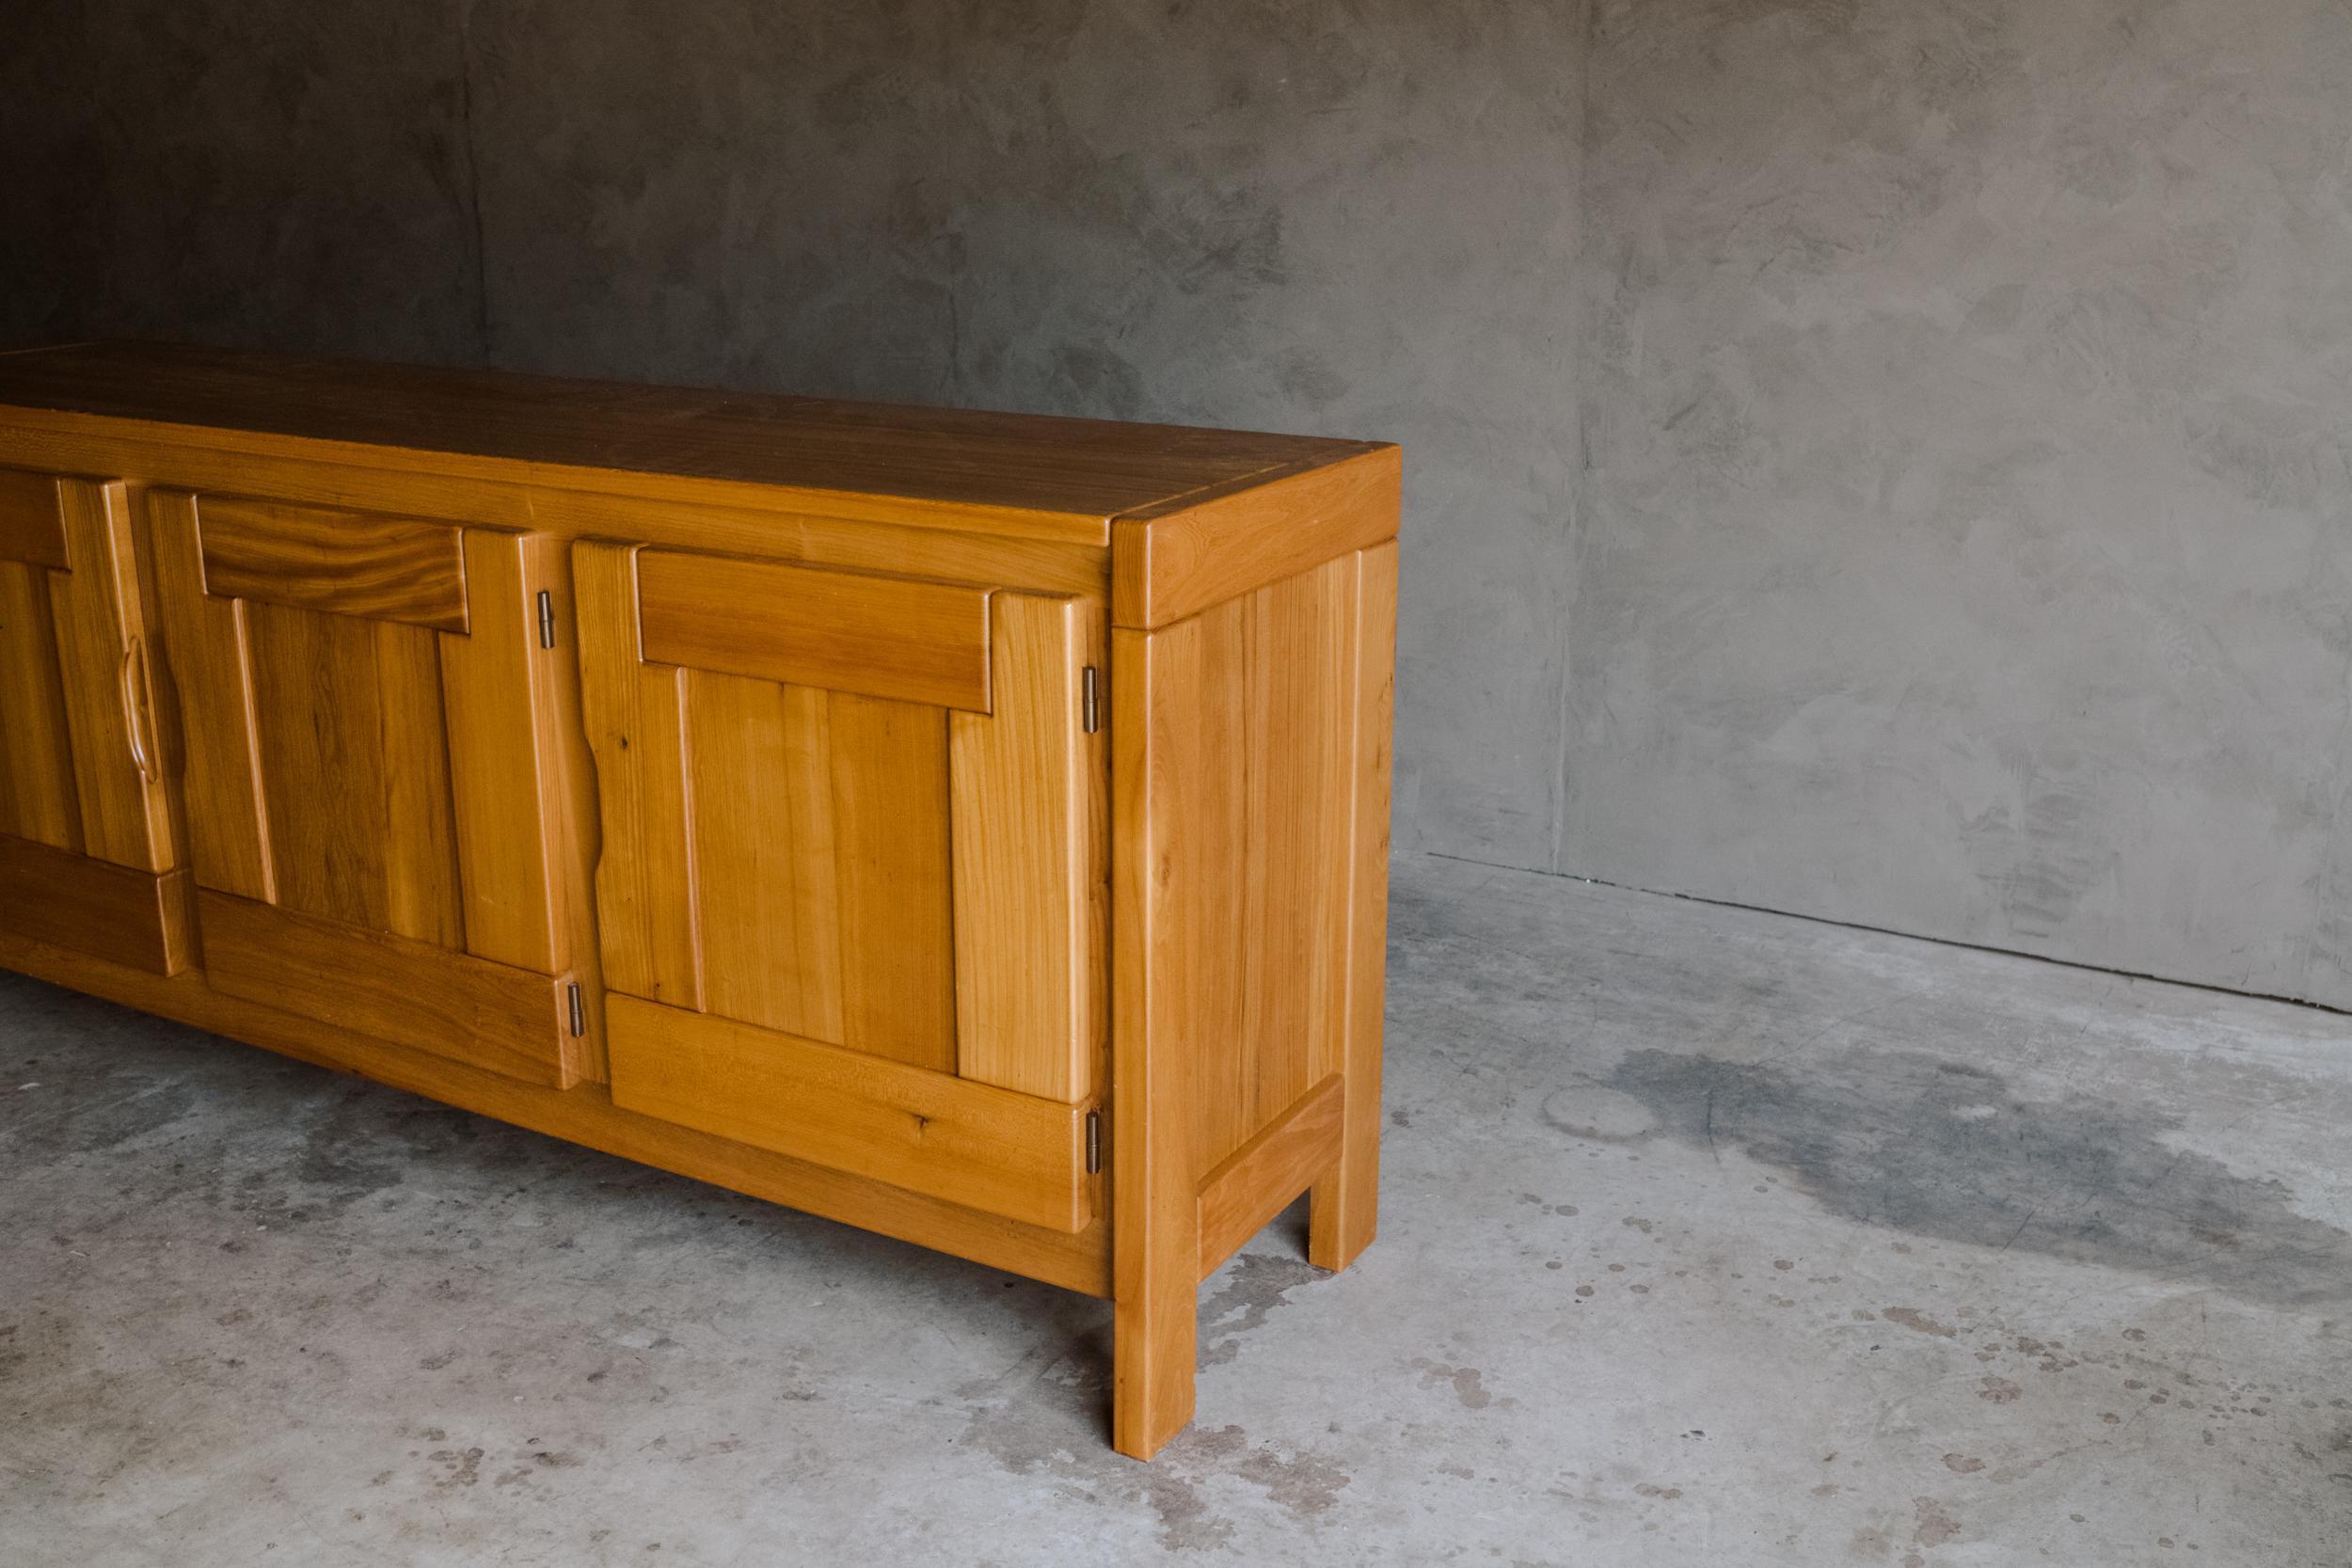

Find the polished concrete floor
[[4, 852, 2348, 1565]]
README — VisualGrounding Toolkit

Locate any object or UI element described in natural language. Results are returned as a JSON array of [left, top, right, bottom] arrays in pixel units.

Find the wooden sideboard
[[0, 341, 1396, 1460]]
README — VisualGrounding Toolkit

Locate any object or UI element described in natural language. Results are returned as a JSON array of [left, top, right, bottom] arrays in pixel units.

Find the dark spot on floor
[[1409, 1358, 1492, 1410], [1883, 1307, 1958, 1338], [1604, 1047, 2352, 1307], [1199, 1253, 1324, 1369]]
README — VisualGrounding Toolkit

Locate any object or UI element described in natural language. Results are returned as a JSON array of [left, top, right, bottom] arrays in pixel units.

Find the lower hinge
[[565, 980, 586, 1037], [1085, 1110, 1102, 1175]]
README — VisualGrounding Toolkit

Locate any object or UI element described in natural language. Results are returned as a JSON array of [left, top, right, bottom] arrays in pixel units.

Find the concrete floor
[[3, 853, 2349, 1566]]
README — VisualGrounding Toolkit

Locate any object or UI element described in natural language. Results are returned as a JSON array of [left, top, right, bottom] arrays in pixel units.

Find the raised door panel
[[149, 490, 580, 1085], [0, 467, 185, 974], [576, 542, 1103, 1230]]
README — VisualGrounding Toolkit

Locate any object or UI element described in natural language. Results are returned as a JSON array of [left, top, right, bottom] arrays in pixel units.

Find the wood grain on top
[[0, 341, 1377, 521]]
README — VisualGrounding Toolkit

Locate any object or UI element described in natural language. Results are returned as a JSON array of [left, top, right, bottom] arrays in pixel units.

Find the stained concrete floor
[[4, 853, 2350, 1566]]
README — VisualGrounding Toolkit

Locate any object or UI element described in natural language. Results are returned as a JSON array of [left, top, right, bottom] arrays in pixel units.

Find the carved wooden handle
[[119, 635, 160, 783]]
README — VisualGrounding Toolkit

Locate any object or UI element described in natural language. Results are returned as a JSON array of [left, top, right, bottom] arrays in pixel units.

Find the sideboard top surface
[[0, 340, 1380, 524]]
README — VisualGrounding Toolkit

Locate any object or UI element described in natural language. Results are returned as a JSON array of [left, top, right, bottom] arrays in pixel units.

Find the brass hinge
[[565, 980, 586, 1037], [1081, 665, 1100, 734], [536, 590, 556, 649], [1085, 1110, 1102, 1174]]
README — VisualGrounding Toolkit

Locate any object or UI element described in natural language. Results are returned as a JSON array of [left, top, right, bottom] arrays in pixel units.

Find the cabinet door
[[149, 490, 581, 1087], [0, 467, 188, 974], [575, 542, 1104, 1231]]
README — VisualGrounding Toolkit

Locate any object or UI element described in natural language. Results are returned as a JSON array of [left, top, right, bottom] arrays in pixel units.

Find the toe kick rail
[[1194, 1073, 1345, 1282]]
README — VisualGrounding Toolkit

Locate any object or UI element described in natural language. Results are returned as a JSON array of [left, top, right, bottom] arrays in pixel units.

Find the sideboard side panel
[[1111, 539, 1395, 1461]]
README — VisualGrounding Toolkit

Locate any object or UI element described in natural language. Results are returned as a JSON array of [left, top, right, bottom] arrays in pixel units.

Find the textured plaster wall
[[1573, 1, 2352, 1007], [3, 1, 2347, 1006]]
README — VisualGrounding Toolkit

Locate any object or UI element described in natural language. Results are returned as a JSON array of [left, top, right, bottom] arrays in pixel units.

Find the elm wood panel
[[574, 542, 703, 1010], [1111, 547, 1389, 1461], [0, 341, 1370, 524], [685, 673, 845, 1042], [949, 594, 1100, 1102], [48, 478, 176, 871], [581, 539, 969, 1072], [0, 466, 68, 567], [195, 495, 469, 633], [196, 889, 577, 1089], [678, 673, 961, 1070], [827, 693, 960, 1073], [534, 491, 1108, 596], [0, 559, 81, 851], [637, 549, 993, 713], [1195, 1073, 1344, 1282], [1111, 614, 1205, 1460], [0, 424, 1113, 599], [0, 409, 1112, 550], [0, 832, 191, 974], [1111, 444, 1400, 630], [1189, 553, 1362, 1175], [1310, 540, 1397, 1274], [241, 600, 467, 947], [439, 529, 568, 975], [0, 928, 1110, 1296], [145, 491, 274, 900], [529, 542, 613, 1083], [605, 994, 1090, 1234]]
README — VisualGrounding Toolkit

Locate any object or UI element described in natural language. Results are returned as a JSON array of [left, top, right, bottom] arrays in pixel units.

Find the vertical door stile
[[146, 489, 274, 901], [948, 593, 1096, 1104], [47, 477, 175, 872], [574, 539, 705, 1010], [442, 528, 564, 974]]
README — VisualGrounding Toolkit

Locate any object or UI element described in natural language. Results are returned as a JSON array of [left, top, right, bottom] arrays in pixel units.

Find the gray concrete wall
[[1571, 1, 2352, 1008], [4, 1, 2346, 1008]]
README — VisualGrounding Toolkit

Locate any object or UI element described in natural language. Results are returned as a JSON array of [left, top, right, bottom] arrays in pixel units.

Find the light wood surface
[[0, 832, 191, 974], [0, 927, 1110, 1296], [1184, 550, 1365, 1175], [0, 558, 81, 851], [1111, 613, 1203, 1459], [1112, 445, 1400, 629], [637, 549, 994, 712], [949, 593, 1103, 1101], [439, 528, 568, 975], [49, 477, 176, 871], [575, 541, 704, 1010], [579, 538, 1094, 1102], [199, 889, 576, 1088], [0, 340, 1372, 528], [145, 490, 275, 899], [196, 495, 470, 633], [0, 466, 70, 568], [826, 690, 960, 1072], [605, 994, 1089, 1234], [1112, 542, 1396, 1459], [1310, 539, 1397, 1273], [243, 598, 467, 945], [149, 489, 582, 1081], [1197, 1072, 1344, 1281], [0, 344, 1396, 1463]]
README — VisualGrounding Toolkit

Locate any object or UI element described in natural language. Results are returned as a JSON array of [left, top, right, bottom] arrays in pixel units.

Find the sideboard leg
[[1307, 1075, 1379, 1273], [1310, 540, 1396, 1275], [1111, 1181, 1198, 1460], [1111, 623, 1201, 1461]]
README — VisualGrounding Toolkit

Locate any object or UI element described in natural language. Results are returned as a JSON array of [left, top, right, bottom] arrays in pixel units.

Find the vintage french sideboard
[[0, 341, 1395, 1460]]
